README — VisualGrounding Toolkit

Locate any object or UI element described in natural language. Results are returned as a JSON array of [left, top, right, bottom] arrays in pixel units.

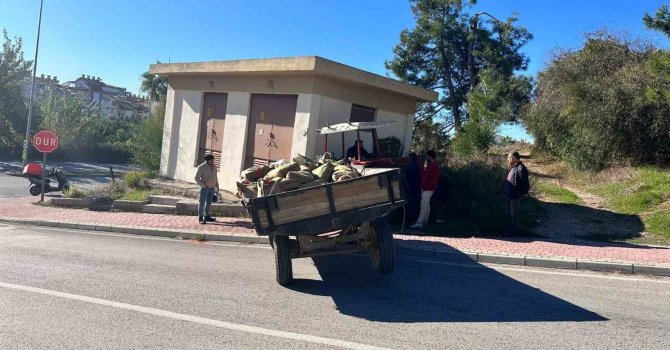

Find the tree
[[38, 93, 100, 150], [128, 103, 164, 172], [140, 63, 167, 103], [386, 0, 532, 132], [524, 31, 670, 170], [0, 30, 32, 154], [644, 5, 670, 37]]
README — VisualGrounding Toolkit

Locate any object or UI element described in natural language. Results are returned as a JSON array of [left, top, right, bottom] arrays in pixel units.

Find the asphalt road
[[0, 173, 111, 198], [0, 224, 668, 349]]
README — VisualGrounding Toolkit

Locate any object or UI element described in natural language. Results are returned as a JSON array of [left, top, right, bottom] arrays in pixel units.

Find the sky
[[2, 0, 669, 141]]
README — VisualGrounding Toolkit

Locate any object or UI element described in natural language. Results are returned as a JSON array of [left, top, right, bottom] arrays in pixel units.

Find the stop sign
[[33, 131, 59, 153]]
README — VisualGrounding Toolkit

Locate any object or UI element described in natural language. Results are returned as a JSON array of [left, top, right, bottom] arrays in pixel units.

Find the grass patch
[[535, 181, 582, 205], [644, 209, 670, 239], [120, 189, 151, 201], [123, 171, 151, 188], [591, 167, 670, 214], [63, 185, 87, 198]]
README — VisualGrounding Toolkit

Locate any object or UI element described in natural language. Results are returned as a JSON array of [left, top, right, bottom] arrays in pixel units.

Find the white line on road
[[0, 281, 390, 350], [0, 225, 19, 231], [408, 258, 670, 284]]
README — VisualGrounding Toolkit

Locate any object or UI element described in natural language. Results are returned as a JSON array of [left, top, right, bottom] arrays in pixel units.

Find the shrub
[[450, 119, 496, 156], [120, 189, 151, 201], [429, 154, 540, 235], [124, 171, 149, 188], [88, 182, 128, 200], [524, 31, 670, 171], [129, 106, 164, 172], [63, 185, 87, 198]]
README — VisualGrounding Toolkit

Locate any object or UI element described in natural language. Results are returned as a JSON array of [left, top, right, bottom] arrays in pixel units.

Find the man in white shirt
[[194, 154, 219, 224]]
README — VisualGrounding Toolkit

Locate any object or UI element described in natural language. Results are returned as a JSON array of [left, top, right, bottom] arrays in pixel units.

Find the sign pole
[[40, 151, 47, 202]]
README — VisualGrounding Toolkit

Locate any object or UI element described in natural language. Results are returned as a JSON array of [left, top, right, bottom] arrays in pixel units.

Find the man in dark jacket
[[404, 153, 422, 223], [346, 140, 374, 160], [504, 151, 530, 235], [411, 150, 439, 229]]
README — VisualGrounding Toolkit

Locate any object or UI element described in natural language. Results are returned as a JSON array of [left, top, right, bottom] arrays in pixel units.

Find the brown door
[[198, 93, 228, 166], [245, 94, 298, 168]]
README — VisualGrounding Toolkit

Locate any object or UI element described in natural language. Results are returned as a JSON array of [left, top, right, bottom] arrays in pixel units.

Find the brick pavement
[[1, 196, 669, 266]]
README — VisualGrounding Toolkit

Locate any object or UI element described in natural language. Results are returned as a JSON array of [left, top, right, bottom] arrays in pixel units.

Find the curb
[[1, 217, 668, 278]]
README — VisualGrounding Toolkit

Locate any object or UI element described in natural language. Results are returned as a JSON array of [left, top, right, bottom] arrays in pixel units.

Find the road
[[0, 224, 668, 349], [0, 173, 112, 198]]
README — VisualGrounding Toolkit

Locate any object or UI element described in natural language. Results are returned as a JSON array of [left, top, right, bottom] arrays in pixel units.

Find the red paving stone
[[1, 196, 669, 265]]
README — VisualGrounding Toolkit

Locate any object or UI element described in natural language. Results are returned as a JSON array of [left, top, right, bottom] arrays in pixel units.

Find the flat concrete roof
[[149, 56, 438, 102]]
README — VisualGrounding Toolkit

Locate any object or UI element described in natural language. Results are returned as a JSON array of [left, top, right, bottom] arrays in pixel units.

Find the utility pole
[[23, 0, 44, 167], [468, 11, 502, 91]]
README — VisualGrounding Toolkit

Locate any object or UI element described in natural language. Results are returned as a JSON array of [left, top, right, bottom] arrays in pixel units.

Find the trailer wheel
[[29, 184, 41, 196], [272, 234, 293, 285], [369, 219, 394, 274]]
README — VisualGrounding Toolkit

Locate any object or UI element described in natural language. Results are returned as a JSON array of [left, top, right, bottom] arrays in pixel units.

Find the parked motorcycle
[[22, 162, 71, 196]]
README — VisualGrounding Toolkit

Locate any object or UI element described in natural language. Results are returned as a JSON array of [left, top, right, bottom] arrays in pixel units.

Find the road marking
[[0, 225, 19, 231], [407, 258, 670, 284], [0, 281, 390, 350]]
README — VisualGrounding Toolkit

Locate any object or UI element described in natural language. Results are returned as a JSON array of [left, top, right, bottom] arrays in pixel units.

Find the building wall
[[315, 96, 353, 158], [313, 96, 413, 158], [168, 74, 314, 96], [313, 76, 418, 115], [218, 92, 251, 191], [291, 94, 321, 159], [160, 87, 203, 182], [160, 85, 177, 177], [161, 75, 420, 190]]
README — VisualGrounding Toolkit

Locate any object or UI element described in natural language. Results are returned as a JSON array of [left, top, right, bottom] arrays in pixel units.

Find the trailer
[[243, 168, 405, 285]]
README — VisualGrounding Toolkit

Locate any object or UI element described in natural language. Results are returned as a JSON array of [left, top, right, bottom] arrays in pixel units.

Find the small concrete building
[[150, 56, 437, 191]]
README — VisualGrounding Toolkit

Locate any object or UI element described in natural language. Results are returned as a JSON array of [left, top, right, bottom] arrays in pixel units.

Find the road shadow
[[530, 201, 650, 244], [402, 197, 655, 249], [288, 246, 606, 323]]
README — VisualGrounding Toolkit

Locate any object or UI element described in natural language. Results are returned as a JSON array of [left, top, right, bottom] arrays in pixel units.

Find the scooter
[[22, 162, 71, 196]]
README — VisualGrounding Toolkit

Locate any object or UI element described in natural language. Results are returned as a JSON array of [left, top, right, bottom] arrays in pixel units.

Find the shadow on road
[[288, 246, 607, 323]]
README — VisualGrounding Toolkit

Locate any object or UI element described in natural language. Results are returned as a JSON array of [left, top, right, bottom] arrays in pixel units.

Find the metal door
[[198, 93, 228, 166], [245, 94, 298, 168]]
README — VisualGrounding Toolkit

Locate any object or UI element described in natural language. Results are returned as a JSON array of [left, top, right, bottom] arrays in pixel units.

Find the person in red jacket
[[410, 150, 440, 229]]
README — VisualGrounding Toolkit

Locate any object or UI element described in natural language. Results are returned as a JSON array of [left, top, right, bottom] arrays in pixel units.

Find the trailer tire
[[272, 234, 293, 285], [369, 219, 394, 274]]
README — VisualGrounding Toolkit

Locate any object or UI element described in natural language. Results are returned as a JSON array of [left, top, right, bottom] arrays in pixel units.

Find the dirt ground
[[523, 156, 651, 243]]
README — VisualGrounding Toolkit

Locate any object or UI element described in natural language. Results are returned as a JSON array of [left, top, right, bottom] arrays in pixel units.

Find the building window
[[350, 104, 376, 122]]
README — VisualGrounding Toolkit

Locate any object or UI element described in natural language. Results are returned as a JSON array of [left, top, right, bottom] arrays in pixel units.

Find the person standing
[[504, 151, 530, 235], [410, 150, 439, 229], [404, 153, 422, 223], [346, 139, 374, 160], [195, 154, 219, 224]]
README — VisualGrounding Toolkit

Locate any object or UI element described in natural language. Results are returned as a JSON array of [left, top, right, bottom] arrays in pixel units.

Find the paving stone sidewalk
[[1, 196, 669, 274]]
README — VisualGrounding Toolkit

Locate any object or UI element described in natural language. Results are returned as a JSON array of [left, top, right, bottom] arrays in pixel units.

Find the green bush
[[120, 189, 151, 201], [88, 182, 128, 200], [62, 185, 87, 198], [524, 31, 670, 171], [378, 136, 402, 158], [124, 171, 149, 188], [430, 154, 540, 235], [451, 119, 496, 156], [129, 106, 164, 172]]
